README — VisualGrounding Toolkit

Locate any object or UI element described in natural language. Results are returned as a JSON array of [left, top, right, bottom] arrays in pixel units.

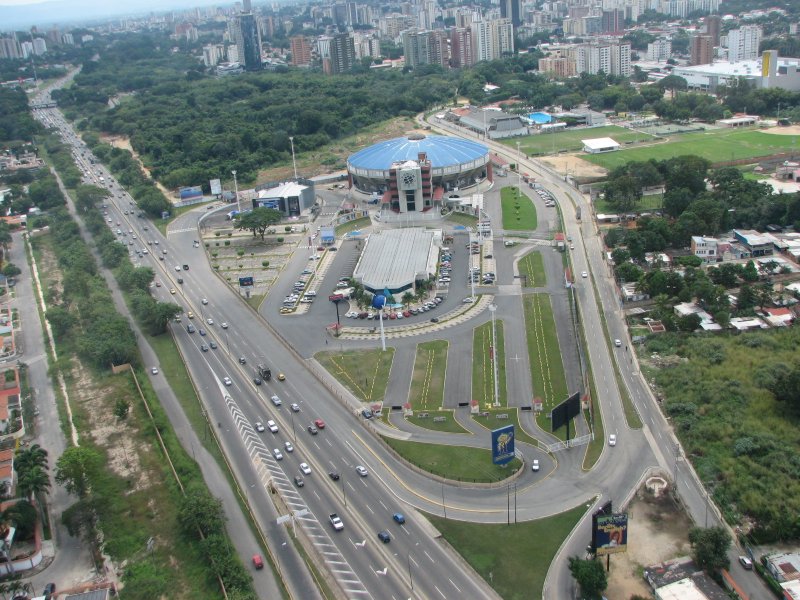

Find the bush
[[237, 249, 245, 257], [285, 226, 291, 232], [215, 232, 220, 237], [276, 237, 284, 243], [261, 261, 269, 267], [224, 241, 230, 246]]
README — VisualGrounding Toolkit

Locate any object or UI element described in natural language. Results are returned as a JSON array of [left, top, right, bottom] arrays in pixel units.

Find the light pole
[[289, 136, 298, 180], [489, 303, 500, 407], [441, 480, 447, 519], [232, 169, 241, 214], [516, 141, 522, 197]]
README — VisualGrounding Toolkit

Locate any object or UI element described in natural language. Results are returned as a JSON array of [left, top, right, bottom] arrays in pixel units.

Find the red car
[[314, 418, 326, 429], [252, 554, 264, 569]]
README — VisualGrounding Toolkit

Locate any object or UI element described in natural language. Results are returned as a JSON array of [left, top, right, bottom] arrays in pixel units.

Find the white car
[[504, 240, 515, 247], [206, 318, 214, 325], [151, 367, 159, 375], [290, 403, 300, 412], [532, 459, 540, 472], [273, 448, 283, 460], [462, 297, 476, 304], [614, 339, 622, 347], [299, 462, 311, 475], [175, 265, 182, 272], [201, 298, 208, 305], [355, 465, 368, 477], [223, 377, 232, 386], [221, 322, 228, 329], [284, 441, 294, 453], [267, 420, 278, 433], [581, 271, 588, 278], [255, 421, 265, 433], [608, 434, 617, 446]]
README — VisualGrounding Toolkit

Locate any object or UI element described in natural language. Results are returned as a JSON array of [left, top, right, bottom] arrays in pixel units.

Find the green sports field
[[583, 128, 798, 170], [502, 125, 651, 156]]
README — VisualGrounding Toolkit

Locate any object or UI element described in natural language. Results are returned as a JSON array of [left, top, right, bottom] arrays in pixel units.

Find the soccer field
[[583, 128, 799, 170], [502, 125, 650, 156]]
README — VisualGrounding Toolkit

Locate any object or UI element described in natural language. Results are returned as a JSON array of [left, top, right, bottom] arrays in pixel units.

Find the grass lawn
[[316, 348, 395, 403], [335, 216, 371, 237], [584, 127, 799, 170], [504, 125, 650, 156], [383, 437, 521, 483], [518, 250, 546, 287], [592, 193, 663, 214], [407, 410, 469, 434], [154, 201, 214, 236], [523, 294, 568, 435], [426, 503, 587, 600], [472, 408, 539, 447], [501, 186, 537, 231], [446, 212, 479, 227], [473, 320, 507, 407], [409, 340, 449, 411]]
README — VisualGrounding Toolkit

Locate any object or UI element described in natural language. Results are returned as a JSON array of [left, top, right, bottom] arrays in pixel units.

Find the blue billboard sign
[[179, 186, 203, 201], [594, 513, 628, 556], [238, 276, 254, 287], [491, 424, 515, 465]]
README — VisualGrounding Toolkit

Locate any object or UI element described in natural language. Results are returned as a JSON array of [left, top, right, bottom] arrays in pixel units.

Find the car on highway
[[272, 448, 283, 460], [200, 344, 209, 352], [284, 441, 294, 453], [277, 372, 286, 381], [170, 288, 176, 295], [175, 265, 182, 272], [377, 531, 391, 543], [151, 367, 159, 375], [581, 271, 588, 278], [270, 395, 282, 407], [199, 329, 207, 336], [255, 422, 265, 433], [253, 377, 262, 385], [393, 513, 406, 524], [314, 419, 326, 429], [329, 471, 340, 481], [294, 475, 304, 487], [608, 434, 617, 446], [462, 297, 475, 304], [267, 420, 278, 433], [239, 357, 247, 364], [252, 554, 263, 570], [221, 322, 228, 329], [361, 409, 373, 419], [206, 318, 214, 325], [504, 240, 515, 247], [307, 425, 318, 435], [614, 339, 622, 347], [210, 341, 218, 350], [201, 298, 208, 305], [532, 459, 540, 472], [355, 465, 368, 477], [299, 462, 311, 475], [223, 377, 232, 386], [290, 403, 300, 412], [738, 556, 753, 570], [187, 312, 194, 319], [155, 281, 161, 287]]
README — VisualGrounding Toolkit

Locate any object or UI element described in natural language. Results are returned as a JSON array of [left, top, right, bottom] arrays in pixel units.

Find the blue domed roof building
[[347, 134, 491, 195]]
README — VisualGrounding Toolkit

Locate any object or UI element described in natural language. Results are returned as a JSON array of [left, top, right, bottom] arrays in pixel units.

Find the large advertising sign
[[210, 179, 222, 196], [551, 392, 581, 432], [238, 276, 254, 287], [491, 424, 515, 465], [594, 513, 628, 556], [179, 186, 203, 201]]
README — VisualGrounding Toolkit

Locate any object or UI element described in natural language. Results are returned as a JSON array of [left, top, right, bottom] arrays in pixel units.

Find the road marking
[[424, 550, 435, 563], [434, 584, 447, 598], [380, 500, 389, 511], [449, 578, 461, 592]]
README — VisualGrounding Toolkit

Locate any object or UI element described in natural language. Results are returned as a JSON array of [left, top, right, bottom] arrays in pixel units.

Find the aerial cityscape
[[0, 0, 799, 598]]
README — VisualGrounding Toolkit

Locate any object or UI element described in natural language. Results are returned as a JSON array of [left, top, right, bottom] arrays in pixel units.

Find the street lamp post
[[232, 169, 241, 214], [516, 142, 522, 197], [289, 136, 298, 180], [489, 304, 500, 407]]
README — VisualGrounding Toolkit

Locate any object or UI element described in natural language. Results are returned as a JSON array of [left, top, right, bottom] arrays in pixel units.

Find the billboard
[[238, 276, 254, 287], [210, 179, 222, 196], [551, 392, 581, 432], [594, 513, 628, 556], [179, 186, 203, 201], [491, 424, 515, 465]]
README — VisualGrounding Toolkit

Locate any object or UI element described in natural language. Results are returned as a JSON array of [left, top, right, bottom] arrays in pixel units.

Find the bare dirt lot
[[606, 486, 693, 599], [536, 155, 608, 179], [761, 125, 800, 136]]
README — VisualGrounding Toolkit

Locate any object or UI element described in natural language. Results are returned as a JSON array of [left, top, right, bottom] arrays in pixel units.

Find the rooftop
[[353, 228, 436, 292], [348, 135, 488, 171], [675, 56, 800, 76], [257, 181, 307, 198], [582, 137, 620, 150]]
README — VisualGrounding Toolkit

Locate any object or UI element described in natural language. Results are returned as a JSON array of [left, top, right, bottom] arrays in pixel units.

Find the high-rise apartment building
[[290, 36, 312, 66], [601, 9, 624, 34], [0, 35, 22, 59], [402, 30, 449, 69], [728, 25, 761, 63], [450, 27, 474, 68], [538, 55, 577, 77], [573, 42, 631, 76], [690, 35, 714, 66], [471, 18, 514, 63], [705, 14, 721, 45], [647, 37, 672, 62], [500, 0, 522, 28], [32, 38, 47, 56], [327, 33, 356, 75]]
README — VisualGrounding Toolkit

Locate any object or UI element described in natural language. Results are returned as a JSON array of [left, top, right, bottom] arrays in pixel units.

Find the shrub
[[261, 261, 269, 267], [285, 226, 291, 232], [224, 241, 230, 246], [237, 249, 245, 257], [215, 232, 220, 237], [276, 237, 284, 243]]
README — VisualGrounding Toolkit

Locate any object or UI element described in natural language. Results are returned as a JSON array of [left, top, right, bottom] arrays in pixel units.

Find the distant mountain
[[0, 0, 228, 30]]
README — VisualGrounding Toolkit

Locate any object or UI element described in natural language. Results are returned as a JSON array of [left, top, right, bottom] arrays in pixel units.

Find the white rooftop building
[[673, 50, 800, 92]]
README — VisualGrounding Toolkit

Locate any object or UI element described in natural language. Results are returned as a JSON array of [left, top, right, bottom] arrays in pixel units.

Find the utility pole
[[289, 136, 298, 179], [232, 169, 241, 214]]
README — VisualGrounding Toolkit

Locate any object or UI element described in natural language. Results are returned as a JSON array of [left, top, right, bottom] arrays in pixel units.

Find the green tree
[[55, 446, 104, 499], [17, 466, 50, 501], [236, 207, 283, 240], [736, 283, 757, 313], [688, 526, 731, 573], [401, 292, 414, 308], [146, 301, 183, 335], [568, 556, 607, 599], [1, 263, 21, 278], [611, 248, 630, 266], [2, 500, 38, 540], [45, 306, 75, 340], [178, 487, 226, 538], [604, 175, 641, 212], [15, 444, 48, 474]]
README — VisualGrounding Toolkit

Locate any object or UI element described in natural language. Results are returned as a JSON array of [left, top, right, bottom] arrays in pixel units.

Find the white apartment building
[[728, 25, 762, 63], [32, 37, 47, 55], [471, 18, 515, 62], [574, 42, 631, 76], [647, 37, 672, 61]]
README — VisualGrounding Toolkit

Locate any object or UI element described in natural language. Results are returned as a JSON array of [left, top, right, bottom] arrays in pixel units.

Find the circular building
[[347, 134, 491, 194]]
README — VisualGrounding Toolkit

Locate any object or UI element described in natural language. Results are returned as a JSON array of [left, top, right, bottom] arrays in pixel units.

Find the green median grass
[[316, 348, 395, 403], [472, 408, 539, 447], [523, 294, 568, 437], [426, 503, 587, 600], [406, 411, 469, 434], [501, 186, 537, 231], [382, 437, 520, 483], [335, 216, 371, 237], [473, 320, 507, 408], [518, 250, 546, 287], [409, 340, 448, 411]]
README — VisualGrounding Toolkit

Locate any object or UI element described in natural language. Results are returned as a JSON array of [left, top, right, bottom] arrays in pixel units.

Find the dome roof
[[347, 135, 488, 171]]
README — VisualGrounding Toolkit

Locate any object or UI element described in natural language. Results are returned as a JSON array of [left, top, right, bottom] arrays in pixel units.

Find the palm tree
[[15, 444, 48, 474], [401, 292, 414, 308], [17, 466, 50, 502]]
